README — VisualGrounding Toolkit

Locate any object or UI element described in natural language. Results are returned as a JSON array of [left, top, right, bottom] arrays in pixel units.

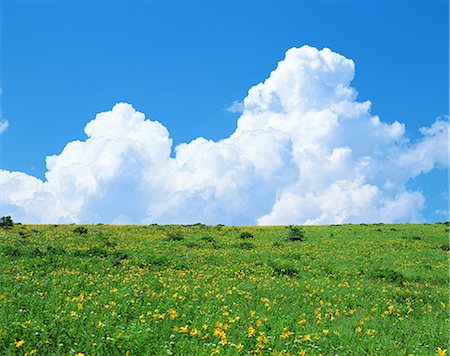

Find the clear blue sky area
[[1, 0, 449, 221]]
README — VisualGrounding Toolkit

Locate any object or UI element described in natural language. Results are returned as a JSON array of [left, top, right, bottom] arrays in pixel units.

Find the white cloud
[[1, 45, 448, 224], [0, 120, 8, 134], [226, 100, 244, 114]]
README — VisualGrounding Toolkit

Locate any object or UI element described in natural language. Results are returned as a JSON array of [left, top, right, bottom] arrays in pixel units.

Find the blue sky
[[1, 0, 448, 224]]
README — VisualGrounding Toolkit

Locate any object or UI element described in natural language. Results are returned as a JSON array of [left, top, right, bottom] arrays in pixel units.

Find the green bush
[[166, 232, 184, 241], [201, 234, 215, 243], [73, 226, 88, 235], [0, 216, 14, 227], [237, 242, 256, 250], [239, 231, 254, 239], [285, 225, 305, 242]]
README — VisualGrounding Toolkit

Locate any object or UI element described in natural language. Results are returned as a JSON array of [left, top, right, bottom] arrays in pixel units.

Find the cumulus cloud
[[226, 100, 244, 114], [0, 120, 8, 134], [1, 45, 448, 224]]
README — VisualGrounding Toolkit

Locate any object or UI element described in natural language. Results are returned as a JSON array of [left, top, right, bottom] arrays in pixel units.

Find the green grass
[[0, 223, 448, 355]]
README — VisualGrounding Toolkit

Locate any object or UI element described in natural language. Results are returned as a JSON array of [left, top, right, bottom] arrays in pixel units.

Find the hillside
[[0, 223, 448, 355]]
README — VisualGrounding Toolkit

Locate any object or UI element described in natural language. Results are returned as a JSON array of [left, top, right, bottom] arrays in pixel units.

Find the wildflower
[[355, 327, 362, 333], [236, 343, 244, 351], [179, 326, 189, 333], [168, 309, 178, 320], [257, 333, 268, 344], [370, 307, 377, 313], [387, 305, 395, 313], [437, 348, 447, 356], [248, 326, 256, 336], [302, 334, 312, 342], [75, 354, 85, 356], [298, 319, 307, 326], [15, 340, 25, 348], [322, 329, 329, 335], [281, 331, 293, 339], [366, 329, 377, 335], [20, 320, 32, 328], [97, 321, 105, 328], [211, 346, 221, 354]]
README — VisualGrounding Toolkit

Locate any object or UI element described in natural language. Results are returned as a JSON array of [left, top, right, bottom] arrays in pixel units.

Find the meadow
[[0, 223, 448, 355]]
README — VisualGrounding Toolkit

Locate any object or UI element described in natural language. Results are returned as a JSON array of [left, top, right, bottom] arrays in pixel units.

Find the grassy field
[[0, 223, 448, 355]]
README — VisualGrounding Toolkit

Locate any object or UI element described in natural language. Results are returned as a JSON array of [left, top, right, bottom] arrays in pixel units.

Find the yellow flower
[[190, 328, 201, 337], [20, 320, 32, 328], [355, 327, 362, 333], [437, 348, 447, 356], [366, 329, 377, 335], [168, 309, 178, 319], [370, 307, 377, 313], [210, 346, 221, 354], [236, 343, 244, 351], [298, 319, 307, 326], [322, 329, 329, 335], [70, 311, 78, 317], [75, 354, 85, 356], [281, 331, 293, 339], [257, 333, 268, 344], [15, 340, 25, 348], [248, 326, 256, 336], [179, 326, 189, 333], [302, 334, 312, 342]]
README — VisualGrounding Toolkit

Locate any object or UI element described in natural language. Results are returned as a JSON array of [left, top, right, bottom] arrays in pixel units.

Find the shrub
[[239, 231, 254, 239], [185, 241, 200, 249], [73, 227, 88, 235], [2, 246, 23, 257], [272, 241, 285, 248], [270, 260, 299, 277], [285, 225, 305, 242], [104, 240, 118, 248], [201, 234, 215, 243], [369, 268, 405, 283], [0, 216, 14, 227], [166, 232, 184, 241], [237, 242, 256, 250]]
